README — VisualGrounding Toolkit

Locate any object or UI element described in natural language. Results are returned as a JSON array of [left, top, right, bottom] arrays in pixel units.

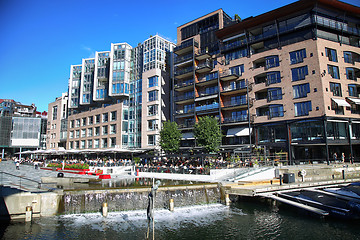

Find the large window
[[327, 121, 347, 140], [111, 111, 117, 121], [148, 135, 156, 146], [293, 83, 310, 99], [148, 120, 158, 131], [346, 68, 356, 80], [230, 65, 244, 76], [328, 65, 340, 79], [110, 124, 116, 134], [265, 56, 279, 69], [269, 105, 284, 118], [95, 115, 100, 124], [290, 49, 306, 65], [148, 105, 158, 116], [52, 106, 58, 120], [266, 72, 281, 85], [325, 48, 337, 62], [148, 76, 158, 88], [330, 82, 342, 96], [291, 66, 308, 81], [102, 126, 108, 135], [225, 48, 248, 62], [348, 84, 358, 97], [268, 88, 282, 101], [148, 90, 158, 102], [294, 101, 312, 116]]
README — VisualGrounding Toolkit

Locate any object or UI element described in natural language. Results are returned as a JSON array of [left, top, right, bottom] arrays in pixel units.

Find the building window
[[110, 137, 116, 147], [294, 101, 312, 116], [95, 115, 100, 124], [293, 83, 310, 99], [88, 116, 93, 125], [102, 138, 108, 148], [148, 105, 158, 116], [75, 141, 79, 149], [148, 120, 158, 131], [325, 48, 337, 62], [102, 125, 108, 135], [75, 130, 79, 138], [148, 135, 156, 146], [81, 140, 85, 149], [69, 141, 73, 149], [94, 139, 99, 148], [81, 118, 86, 126], [230, 64, 244, 76], [123, 109, 128, 120], [95, 127, 100, 136], [328, 65, 340, 79], [52, 106, 58, 120], [148, 90, 158, 102], [102, 113, 108, 123], [348, 84, 358, 97], [75, 119, 80, 127], [290, 49, 306, 65], [344, 51, 354, 64], [69, 131, 74, 139], [346, 68, 356, 80], [330, 82, 342, 96], [88, 128, 93, 137], [122, 135, 128, 145], [291, 66, 308, 81], [148, 76, 158, 88], [87, 140, 93, 149], [110, 124, 116, 134], [266, 72, 281, 85], [268, 88, 282, 101], [225, 48, 248, 62], [265, 55, 279, 69], [70, 120, 74, 128], [111, 111, 117, 121], [269, 105, 284, 118], [81, 129, 86, 138]]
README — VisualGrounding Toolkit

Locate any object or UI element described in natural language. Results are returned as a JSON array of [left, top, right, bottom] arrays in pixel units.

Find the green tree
[[159, 121, 181, 153], [194, 116, 222, 153]]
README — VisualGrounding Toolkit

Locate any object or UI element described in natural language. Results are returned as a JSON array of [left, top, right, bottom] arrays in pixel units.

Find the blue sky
[[0, 0, 359, 112]]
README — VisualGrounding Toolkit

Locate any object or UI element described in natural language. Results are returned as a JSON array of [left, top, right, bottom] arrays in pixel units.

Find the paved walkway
[[0, 160, 98, 192]]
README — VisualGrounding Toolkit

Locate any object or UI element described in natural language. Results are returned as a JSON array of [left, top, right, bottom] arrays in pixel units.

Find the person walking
[[333, 152, 337, 163], [341, 153, 345, 163], [15, 159, 20, 170]]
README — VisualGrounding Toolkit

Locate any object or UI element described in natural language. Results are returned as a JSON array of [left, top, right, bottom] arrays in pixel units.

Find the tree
[[159, 121, 181, 154], [194, 116, 222, 153]]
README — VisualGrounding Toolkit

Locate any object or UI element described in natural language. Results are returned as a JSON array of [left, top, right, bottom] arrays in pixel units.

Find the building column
[[349, 120, 353, 162], [323, 117, 330, 165], [286, 122, 292, 165]]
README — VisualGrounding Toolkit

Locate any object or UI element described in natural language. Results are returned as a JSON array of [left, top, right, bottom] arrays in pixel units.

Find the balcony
[[197, 73, 218, 87], [220, 69, 239, 81], [222, 115, 248, 124], [174, 94, 194, 104], [221, 83, 247, 96], [195, 102, 219, 113], [174, 79, 194, 91], [195, 49, 211, 61], [222, 99, 248, 110], [178, 121, 195, 129], [174, 53, 193, 66], [220, 38, 247, 53], [175, 108, 194, 116], [174, 39, 199, 55], [175, 66, 193, 79], [195, 60, 213, 74]]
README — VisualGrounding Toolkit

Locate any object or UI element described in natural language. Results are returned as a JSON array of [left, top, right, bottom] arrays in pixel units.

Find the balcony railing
[[196, 61, 213, 73], [175, 66, 193, 77], [195, 103, 219, 112], [197, 88, 219, 97], [178, 121, 195, 128], [176, 108, 194, 115], [175, 54, 193, 65], [222, 83, 247, 92], [222, 115, 248, 123], [223, 99, 247, 108], [174, 39, 199, 54], [175, 79, 194, 88], [175, 94, 194, 102]]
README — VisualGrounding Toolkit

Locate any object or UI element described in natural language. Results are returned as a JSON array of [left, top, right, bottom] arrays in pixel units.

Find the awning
[[182, 132, 194, 140], [226, 127, 252, 137], [347, 97, 360, 105], [332, 98, 351, 107]]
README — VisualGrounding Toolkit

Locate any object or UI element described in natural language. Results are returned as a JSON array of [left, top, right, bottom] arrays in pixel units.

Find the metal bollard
[[169, 199, 174, 211], [225, 194, 231, 206], [342, 170, 345, 180], [102, 202, 108, 217], [279, 175, 282, 186], [25, 206, 32, 222]]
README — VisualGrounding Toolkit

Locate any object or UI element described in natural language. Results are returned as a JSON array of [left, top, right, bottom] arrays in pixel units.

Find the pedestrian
[[333, 152, 337, 163], [62, 160, 65, 170], [341, 153, 345, 163], [15, 159, 20, 170]]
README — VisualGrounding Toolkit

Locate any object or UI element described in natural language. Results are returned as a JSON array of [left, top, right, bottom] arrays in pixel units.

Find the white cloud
[[81, 45, 95, 58]]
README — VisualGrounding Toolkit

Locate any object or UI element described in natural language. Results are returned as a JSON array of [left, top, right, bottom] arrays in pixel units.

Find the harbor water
[[1, 200, 360, 240]]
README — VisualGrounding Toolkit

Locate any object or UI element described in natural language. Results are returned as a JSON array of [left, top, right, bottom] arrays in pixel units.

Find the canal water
[[1, 200, 360, 240]]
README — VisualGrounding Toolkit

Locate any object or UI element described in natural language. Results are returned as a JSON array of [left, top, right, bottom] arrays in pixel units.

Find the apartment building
[[173, 0, 360, 162], [66, 35, 175, 151], [47, 93, 68, 150], [0, 99, 47, 158]]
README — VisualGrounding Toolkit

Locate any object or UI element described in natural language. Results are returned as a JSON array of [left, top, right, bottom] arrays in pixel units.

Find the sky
[[0, 0, 359, 112]]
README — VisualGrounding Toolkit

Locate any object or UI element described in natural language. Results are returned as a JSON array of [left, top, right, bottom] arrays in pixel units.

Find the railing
[[196, 61, 213, 71], [174, 39, 199, 52], [175, 94, 194, 102], [223, 99, 247, 108], [175, 66, 193, 76], [174, 54, 193, 64], [0, 171, 42, 190], [175, 79, 194, 88], [198, 74, 218, 83], [222, 83, 247, 92], [178, 121, 195, 128], [195, 103, 219, 112], [136, 166, 210, 175], [176, 108, 194, 115], [197, 89, 219, 97], [220, 69, 240, 79], [222, 116, 248, 123]]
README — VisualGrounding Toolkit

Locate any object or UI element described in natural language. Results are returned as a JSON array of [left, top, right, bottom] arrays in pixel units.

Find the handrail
[[0, 171, 42, 190]]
